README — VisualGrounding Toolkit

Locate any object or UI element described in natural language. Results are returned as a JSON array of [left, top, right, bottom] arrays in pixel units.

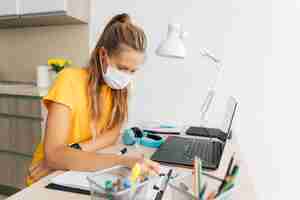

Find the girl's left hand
[[27, 159, 54, 183]]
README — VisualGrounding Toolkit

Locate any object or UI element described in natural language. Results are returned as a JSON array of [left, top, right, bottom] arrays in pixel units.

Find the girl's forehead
[[112, 50, 144, 68]]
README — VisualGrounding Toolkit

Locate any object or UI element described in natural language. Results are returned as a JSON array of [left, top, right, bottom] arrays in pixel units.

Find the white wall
[[89, 0, 300, 199], [219, 0, 270, 199], [89, 0, 233, 127]]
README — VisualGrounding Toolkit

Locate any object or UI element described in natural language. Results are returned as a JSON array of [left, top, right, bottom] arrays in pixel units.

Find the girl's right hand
[[123, 155, 160, 175]]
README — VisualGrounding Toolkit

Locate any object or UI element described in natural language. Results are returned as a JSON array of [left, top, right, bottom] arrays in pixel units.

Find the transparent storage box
[[87, 165, 157, 200], [168, 172, 235, 200]]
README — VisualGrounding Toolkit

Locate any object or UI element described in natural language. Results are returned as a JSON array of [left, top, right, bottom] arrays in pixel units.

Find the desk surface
[[7, 135, 257, 200]]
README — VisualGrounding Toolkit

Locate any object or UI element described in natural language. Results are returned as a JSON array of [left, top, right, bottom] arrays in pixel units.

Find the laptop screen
[[221, 97, 238, 135]]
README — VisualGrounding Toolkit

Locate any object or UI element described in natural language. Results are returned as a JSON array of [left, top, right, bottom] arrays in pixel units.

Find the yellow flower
[[48, 58, 72, 68], [57, 60, 65, 67], [66, 60, 72, 65]]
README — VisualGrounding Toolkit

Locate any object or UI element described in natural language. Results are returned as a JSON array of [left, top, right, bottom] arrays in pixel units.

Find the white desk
[[7, 135, 256, 200]]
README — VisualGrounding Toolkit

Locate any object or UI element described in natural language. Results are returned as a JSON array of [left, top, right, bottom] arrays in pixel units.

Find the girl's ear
[[98, 47, 109, 66], [98, 47, 107, 58]]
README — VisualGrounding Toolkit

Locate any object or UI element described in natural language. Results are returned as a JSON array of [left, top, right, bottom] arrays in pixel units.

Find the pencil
[[197, 157, 202, 198], [199, 182, 207, 200], [193, 159, 196, 196], [217, 153, 235, 194], [195, 157, 199, 196]]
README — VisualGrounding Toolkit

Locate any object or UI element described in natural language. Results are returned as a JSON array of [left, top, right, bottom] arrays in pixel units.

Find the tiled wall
[[0, 24, 89, 83]]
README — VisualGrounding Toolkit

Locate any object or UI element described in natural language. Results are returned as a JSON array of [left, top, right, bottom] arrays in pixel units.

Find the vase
[[36, 65, 51, 88], [51, 70, 58, 83]]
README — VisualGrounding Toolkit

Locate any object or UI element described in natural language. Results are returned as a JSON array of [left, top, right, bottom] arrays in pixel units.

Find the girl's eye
[[118, 66, 133, 73]]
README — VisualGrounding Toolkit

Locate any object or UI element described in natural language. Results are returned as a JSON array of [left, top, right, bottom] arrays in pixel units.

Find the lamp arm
[[199, 50, 221, 71], [199, 57, 222, 125]]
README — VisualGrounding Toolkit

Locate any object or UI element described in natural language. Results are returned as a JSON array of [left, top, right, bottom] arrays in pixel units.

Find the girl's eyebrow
[[117, 64, 129, 69], [117, 64, 139, 73]]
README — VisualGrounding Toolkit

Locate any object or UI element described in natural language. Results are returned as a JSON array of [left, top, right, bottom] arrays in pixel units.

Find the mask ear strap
[[98, 51, 106, 76]]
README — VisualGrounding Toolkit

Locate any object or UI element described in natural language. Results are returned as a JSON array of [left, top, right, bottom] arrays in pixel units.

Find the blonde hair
[[87, 13, 147, 138]]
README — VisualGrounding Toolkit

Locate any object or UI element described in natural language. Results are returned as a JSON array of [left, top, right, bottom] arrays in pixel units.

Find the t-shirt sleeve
[[43, 68, 75, 111]]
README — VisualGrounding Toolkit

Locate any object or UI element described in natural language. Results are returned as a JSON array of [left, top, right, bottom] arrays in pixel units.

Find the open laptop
[[151, 97, 238, 170], [185, 96, 238, 141]]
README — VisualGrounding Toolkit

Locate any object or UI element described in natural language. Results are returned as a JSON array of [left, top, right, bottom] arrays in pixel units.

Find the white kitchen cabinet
[[19, 0, 89, 23], [0, 0, 89, 28], [20, 0, 67, 15], [0, 0, 19, 19]]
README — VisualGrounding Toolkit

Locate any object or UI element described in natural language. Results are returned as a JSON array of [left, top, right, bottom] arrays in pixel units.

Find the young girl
[[27, 13, 159, 185]]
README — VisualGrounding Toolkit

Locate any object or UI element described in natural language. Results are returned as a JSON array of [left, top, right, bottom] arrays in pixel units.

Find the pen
[[202, 172, 223, 182], [217, 165, 239, 197], [226, 153, 235, 177], [154, 169, 173, 200]]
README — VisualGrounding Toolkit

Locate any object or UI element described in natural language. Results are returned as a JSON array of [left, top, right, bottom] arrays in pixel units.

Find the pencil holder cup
[[168, 173, 235, 200], [215, 188, 235, 200], [87, 165, 157, 200], [168, 174, 196, 200]]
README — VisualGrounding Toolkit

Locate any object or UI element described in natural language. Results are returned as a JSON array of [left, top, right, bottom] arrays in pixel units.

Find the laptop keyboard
[[183, 139, 211, 161], [151, 136, 224, 169]]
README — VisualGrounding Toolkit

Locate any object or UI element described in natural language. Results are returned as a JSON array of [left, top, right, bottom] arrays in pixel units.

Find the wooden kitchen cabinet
[[0, 117, 11, 151], [15, 97, 41, 118], [0, 94, 43, 189], [0, 153, 17, 187], [0, 96, 17, 114], [12, 117, 42, 156], [0, 152, 31, 188], [15, 155, 32, 188]]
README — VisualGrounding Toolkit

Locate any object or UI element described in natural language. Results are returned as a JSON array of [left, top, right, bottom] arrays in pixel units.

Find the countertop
[[0, 82, 48, 98], [6, 135, 257, 200]]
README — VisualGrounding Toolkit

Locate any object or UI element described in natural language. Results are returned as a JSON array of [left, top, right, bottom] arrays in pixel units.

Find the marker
[[119, 147, 127, 155], [159, 124, 176, 128], [225, 165, 239, 185], [230, 165, 239, 177], [220, 182, 234, 194], [104, 180, 113, 200]]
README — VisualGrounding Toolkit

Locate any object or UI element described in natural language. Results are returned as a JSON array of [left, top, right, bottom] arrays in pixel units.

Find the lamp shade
[[156, 24, 186, 59]]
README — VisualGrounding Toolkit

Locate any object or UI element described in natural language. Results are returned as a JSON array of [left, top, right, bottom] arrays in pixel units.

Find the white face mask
[[102, 64, 133, 90]]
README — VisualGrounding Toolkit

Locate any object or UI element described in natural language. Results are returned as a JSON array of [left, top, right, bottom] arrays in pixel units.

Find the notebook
[[46, 166, 182, 195], [50, 171, 119, 191]]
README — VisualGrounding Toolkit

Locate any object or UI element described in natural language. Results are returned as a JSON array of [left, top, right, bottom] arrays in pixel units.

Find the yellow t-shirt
[[26, 67, 113, 185]]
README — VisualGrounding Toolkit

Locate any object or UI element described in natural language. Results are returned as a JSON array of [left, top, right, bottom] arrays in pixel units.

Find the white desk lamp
[[156, 23, 221, 124]]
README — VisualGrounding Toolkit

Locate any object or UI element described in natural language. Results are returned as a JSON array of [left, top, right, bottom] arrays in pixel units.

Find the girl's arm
[[79, 124, 121, 152], [43, 102, 140, 171]]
